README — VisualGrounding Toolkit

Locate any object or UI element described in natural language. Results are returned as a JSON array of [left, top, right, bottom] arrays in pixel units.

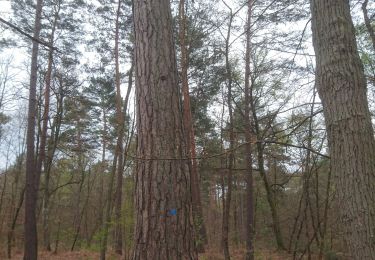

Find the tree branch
[[0, 17, 58, 51], [263, 140, 330, 159]]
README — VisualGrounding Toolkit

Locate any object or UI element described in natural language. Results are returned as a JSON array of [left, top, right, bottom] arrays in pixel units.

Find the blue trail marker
[[168, 208, 177, 216]]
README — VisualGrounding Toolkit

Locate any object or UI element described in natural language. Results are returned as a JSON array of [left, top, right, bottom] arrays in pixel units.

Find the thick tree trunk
[[244, 1, 255, 259], [24, 0, 43, 259], [310, 0, 375, 259], [178, 0, 207, 252], [133, 0, 197, 259]]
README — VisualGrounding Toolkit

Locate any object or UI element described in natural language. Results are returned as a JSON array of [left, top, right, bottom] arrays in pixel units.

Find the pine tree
[[132, 0, 197, 258]]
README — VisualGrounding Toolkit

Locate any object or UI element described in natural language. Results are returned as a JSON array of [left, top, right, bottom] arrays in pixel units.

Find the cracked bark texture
[[133, 0, 197, 259], [310, 0, 375, 259]]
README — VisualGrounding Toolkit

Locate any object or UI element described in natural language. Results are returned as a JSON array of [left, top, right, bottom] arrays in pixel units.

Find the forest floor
[[202, 247, 294, 259], [8, 248, 296, 260]]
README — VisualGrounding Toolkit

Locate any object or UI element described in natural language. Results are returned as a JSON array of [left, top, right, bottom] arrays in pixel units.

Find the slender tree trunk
[[98, 107, 107, 241], [41, 44, 54, 254], [303, 89, 320, 257], [178, 0, 207, 252], [71, 169, 92, 251], [232, 183, 239, 246], [252, 111, 285, 250], [53, 220, 61, 254], [8, 187, 25, 259], [0, 171, 7, 233], [362, 0, 375, 53], [71, 132, 85, 251], [310, 0, 375, 258], [7, 156, 23, 258], [222, 9, 234, 260], [99, 61, 133, 257], [318, 168, 332, 260], [132, 0, 197, 258], [43, 85, 63, 252], [113, 0, 125, 254], [100, 58, 134, 258], [41, 5, 60, 250], [100, 153, 118, 260], [244, 1, 254, 259], [24, 0, 44, 258], [0, 145, 10, 233], [292, 91, 318, 260]]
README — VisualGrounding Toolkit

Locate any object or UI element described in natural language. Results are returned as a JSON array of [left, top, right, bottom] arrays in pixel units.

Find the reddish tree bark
[[133, 0, 197, 258], [178, 0, 207, 252]]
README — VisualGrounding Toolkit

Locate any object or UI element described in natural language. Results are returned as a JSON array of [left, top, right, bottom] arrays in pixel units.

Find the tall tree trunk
[[362, 0, 375, 53], [244, 1, 254, 259], [310, 0, 375, 258], [41, 4, 60, 250], [43, 83, 63, 252], [178, 0, 207, 252], [98, 107, 107, 244], [41, 41, 55, 254], [222, 8, 234, 260], [133, 0, 197, 258], [113, 0, 125, 254], [100, 60, 133, 257], [24, 0, 43, 258]]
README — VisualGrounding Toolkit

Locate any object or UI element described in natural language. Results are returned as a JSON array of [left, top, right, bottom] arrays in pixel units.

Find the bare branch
[[0, 17, 58, 51]]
